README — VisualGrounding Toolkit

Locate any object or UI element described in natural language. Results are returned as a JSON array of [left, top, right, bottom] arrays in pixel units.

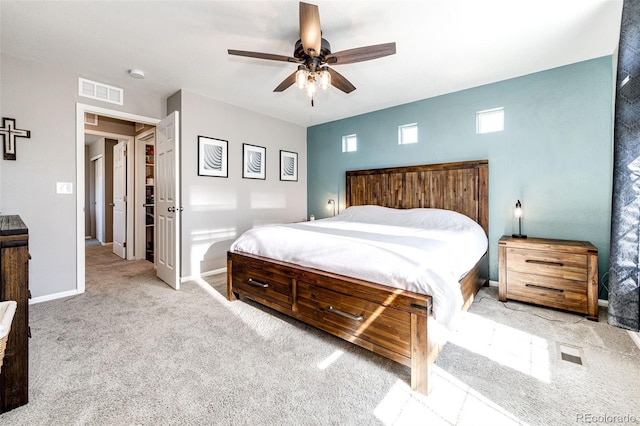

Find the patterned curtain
[[609, 0, 640, 331]]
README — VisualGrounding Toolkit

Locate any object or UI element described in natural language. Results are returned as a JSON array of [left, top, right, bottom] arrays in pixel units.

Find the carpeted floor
[[0, 245, 638, 425]]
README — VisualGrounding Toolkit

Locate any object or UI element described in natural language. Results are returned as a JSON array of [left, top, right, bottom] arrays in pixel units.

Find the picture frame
[[279, 150, 298, 181], [198, 136, 228, 178], [242, 143, 266, 180]]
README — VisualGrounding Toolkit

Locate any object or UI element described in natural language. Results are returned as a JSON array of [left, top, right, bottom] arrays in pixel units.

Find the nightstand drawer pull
[[525, 283, 564, 293], [247, 278, 269, 288], [327, 306, 364, 321], [525, 259, 564, 267]]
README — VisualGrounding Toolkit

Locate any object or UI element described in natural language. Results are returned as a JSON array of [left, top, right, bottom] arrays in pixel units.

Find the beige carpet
[[0, 245, 638, 425]]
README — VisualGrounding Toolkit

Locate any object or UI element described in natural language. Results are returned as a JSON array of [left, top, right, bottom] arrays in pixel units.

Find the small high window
[[476, 107, 504, 134], [398, 123, 418, 145], [342, 134, 357, 152]]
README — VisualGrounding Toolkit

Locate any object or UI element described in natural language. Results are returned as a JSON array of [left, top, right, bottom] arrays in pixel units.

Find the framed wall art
[[242, 143, 266, 180], [279, 150, 298, 181], [198, 136, 228, 178]]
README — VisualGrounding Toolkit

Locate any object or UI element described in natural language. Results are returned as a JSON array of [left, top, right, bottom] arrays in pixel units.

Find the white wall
[[0, 54, 306, 297], [0, 54, 166, 298], [171, 90, 307, 279]]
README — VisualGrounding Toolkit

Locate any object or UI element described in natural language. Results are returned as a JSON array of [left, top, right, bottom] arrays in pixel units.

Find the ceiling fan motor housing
[[294, 38, 332, 65]]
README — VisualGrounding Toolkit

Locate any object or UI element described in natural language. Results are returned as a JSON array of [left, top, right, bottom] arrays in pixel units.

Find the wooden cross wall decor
[[0, 118, 31, 160]]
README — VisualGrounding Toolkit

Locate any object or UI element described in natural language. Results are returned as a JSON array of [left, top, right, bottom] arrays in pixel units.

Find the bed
[[227, 159, 489, 395]]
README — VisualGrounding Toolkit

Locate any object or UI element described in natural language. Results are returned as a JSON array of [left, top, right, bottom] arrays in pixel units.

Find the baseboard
[[489, 280, 609, 307], [30, 289, 80, 305], [181, 267, 227, 283]]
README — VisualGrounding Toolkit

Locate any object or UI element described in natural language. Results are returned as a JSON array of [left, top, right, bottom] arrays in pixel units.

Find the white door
[[134, 129, 155, 261], [112, 141, 127, 258], [94, 157, 104, 243], [156, 112, 180, 289]]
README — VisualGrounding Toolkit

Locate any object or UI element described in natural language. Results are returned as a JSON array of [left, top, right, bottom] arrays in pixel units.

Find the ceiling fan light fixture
[[296, 66, 308, 89], [319, 67, 331, 90], [306, 74, 317, 98]]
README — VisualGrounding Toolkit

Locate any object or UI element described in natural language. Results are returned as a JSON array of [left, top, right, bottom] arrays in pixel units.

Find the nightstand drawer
[[506, 272, 588, 313], [506, 247, 587, 281], [508, 271, 586, 294]]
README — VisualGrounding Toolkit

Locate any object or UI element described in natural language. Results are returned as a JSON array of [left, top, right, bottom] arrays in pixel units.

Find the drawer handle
[[525, 283, 564, 293], [525, 259, 564, 267], [327, 306, 364, 322], [247, 278, 269, 288]]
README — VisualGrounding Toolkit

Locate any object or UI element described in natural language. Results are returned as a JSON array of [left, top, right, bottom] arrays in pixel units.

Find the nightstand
[[498, 236, 599, 321]]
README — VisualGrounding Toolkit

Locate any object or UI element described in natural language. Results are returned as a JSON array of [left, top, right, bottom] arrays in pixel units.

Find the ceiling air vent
[[78, 78, 123, 105]]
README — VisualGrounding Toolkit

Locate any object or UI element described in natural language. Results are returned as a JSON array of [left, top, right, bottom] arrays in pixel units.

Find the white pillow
[[331, 205, 481, 232]]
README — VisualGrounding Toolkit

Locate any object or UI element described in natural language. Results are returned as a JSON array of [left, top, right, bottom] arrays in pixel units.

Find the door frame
[[76, 103, 160, 294], [134, 128, 156, 261]]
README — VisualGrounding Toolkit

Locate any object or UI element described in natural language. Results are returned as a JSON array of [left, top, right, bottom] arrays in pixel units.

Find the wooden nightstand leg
[[586, 252, 599, 321], [498, 242, 507, 301]]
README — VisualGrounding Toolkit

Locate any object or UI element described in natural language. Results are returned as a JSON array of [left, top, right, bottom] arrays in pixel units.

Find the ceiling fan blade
[[328, 68, 356, 94], [326, 42, 396, 65], [274, 71, 297, 92], [299, 2, 321, 57], [228, 49, 299, 63]]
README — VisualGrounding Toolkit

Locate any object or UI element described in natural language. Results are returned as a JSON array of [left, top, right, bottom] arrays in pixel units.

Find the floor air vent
[[557, 342, 584, 365]]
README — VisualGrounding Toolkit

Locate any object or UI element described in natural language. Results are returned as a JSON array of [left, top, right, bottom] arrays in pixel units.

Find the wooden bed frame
[[227, 159, 489, 395]]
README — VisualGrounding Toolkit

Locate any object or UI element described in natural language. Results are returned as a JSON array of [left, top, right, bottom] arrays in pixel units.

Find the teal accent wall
[[307, 56, 613, 291]]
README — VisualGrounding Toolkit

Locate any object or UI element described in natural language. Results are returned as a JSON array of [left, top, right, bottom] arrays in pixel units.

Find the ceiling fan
[[228, 2, 396, 106]]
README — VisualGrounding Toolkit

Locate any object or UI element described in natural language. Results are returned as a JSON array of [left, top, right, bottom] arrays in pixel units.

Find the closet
[[135, 129, 155, 263]]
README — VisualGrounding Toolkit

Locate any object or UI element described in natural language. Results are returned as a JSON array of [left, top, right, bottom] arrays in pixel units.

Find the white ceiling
[[1, 1, 623, 127]]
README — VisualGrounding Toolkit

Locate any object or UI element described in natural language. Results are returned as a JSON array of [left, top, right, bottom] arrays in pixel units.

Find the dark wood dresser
[[0, 215, 29, 412]]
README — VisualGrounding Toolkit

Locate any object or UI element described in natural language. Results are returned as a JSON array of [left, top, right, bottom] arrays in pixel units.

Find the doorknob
[[109, 203, 115, 207], [168, 207, 175, 212]]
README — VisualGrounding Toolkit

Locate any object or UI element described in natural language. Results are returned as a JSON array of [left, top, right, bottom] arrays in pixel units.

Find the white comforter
[[230, 205, 488, 326]]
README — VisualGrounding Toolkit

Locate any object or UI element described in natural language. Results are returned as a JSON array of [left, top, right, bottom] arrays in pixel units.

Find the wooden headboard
[[345, 160, 489, 235]]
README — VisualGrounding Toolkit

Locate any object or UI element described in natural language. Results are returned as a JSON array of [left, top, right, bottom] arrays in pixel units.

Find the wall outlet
[[56, 182, 73, 194]]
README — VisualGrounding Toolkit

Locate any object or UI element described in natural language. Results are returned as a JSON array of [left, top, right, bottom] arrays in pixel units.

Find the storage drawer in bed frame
[[230, 255, 293, 311], [296, 281, 412, 358]]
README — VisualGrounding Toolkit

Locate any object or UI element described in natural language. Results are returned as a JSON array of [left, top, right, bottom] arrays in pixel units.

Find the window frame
[[398, 123, 419, 145], [476, 107, 504, 134], [342, 134, 358, 153]]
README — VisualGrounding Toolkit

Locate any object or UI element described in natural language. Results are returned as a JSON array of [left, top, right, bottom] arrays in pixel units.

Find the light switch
[[56, 182, 73, 194]]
